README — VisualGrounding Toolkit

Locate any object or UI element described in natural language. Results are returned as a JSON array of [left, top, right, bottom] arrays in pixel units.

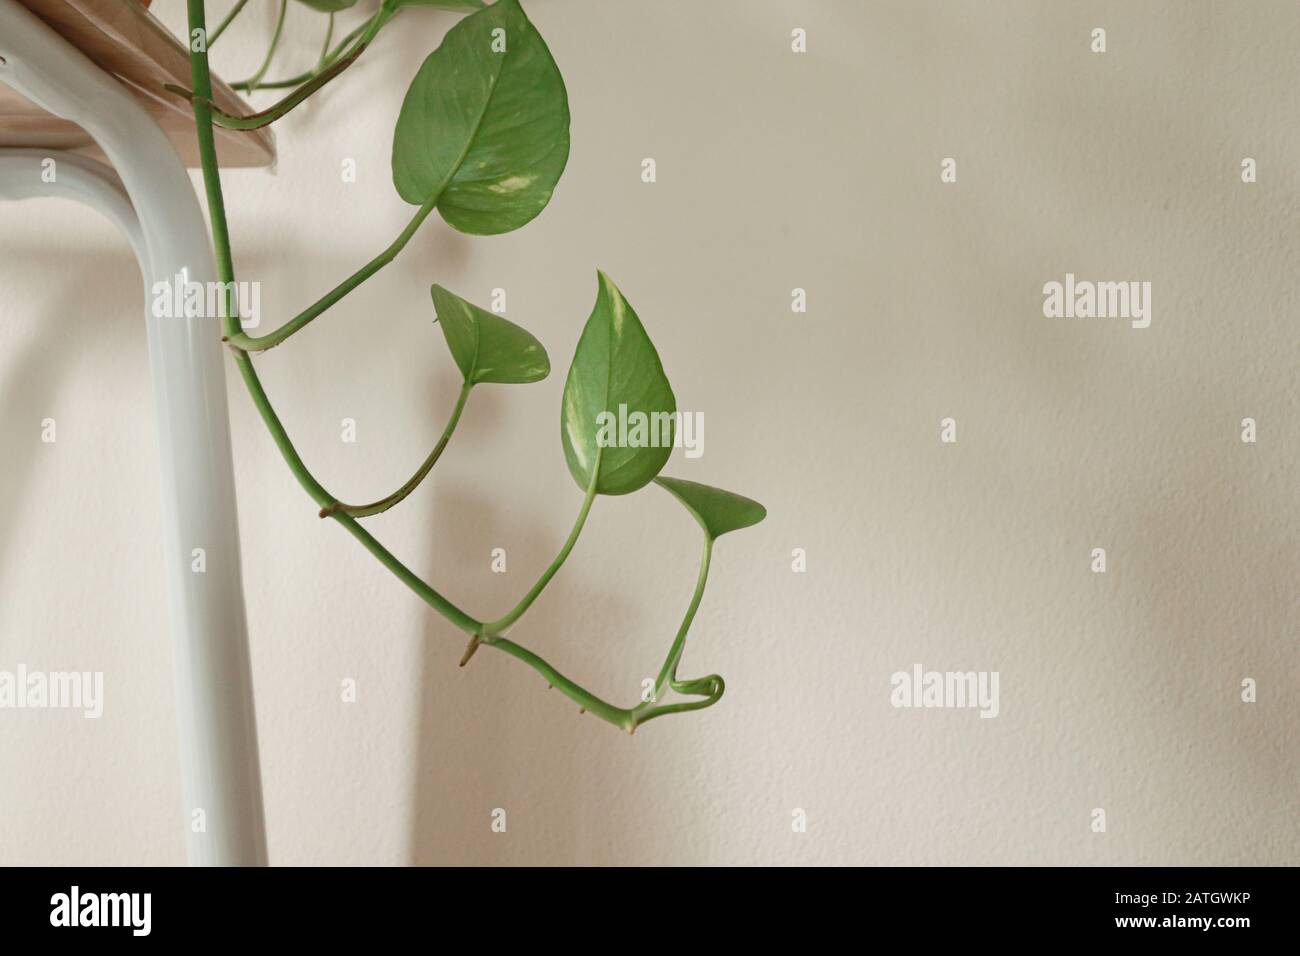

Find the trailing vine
[[181, 0, 765, 733]]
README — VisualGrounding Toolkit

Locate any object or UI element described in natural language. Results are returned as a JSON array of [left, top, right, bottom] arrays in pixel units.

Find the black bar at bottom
[[0, 866, 1287, 942]]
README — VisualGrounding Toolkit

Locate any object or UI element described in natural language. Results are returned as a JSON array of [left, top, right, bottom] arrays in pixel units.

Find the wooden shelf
[[0, 0, 275, 168]]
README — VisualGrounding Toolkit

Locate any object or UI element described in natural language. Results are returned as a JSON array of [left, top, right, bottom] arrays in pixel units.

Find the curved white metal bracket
[[0, 1, 266, 866], [0, 149, 146, 260]]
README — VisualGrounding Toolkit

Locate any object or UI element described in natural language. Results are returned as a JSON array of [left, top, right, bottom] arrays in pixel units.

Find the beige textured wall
[[1, 0, 1296, 865]]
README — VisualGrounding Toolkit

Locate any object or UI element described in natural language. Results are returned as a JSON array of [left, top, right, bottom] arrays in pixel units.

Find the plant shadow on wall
[[0, 280, 80, 589], [0, 266, 143, 636], [181, 0, 767, 741], [409, 508, 644, 865]]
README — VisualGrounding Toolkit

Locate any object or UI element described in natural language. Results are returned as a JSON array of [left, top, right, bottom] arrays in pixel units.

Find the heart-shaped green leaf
[[655, 477, 767, 540], [431, 284, 549, 385], [561, 273, 676, 496], [391, 0, 569, 235], [295, 0, 358, 12]]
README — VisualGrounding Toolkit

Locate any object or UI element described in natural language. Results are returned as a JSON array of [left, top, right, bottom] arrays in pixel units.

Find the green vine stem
[[208, 0, 249, 47], [318, 12, 336, 69], [168, 5, 396, 131], [239, 0, 288, 95], [630, 536, 726, 727], [487, 638, 637, 732], [319, 380, 472, 519], [484, 534, 726, 733], [233, 15, 373, 91], [186, 0, 476, 639], [483, 458, 601, 636], [223, 196, 437, 352], [184, 0, 724, 734], [648, 537, 712, 701]]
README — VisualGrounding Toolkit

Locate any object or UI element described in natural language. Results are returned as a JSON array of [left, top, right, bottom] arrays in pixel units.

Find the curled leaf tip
[[655, 476, 766, 539]]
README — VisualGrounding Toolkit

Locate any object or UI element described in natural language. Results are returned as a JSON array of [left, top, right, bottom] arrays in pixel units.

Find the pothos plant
[[177, 0, 765, 733]]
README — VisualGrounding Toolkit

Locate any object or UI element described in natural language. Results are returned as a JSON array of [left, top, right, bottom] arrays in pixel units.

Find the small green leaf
[[655, 477, 767, 540], [562, 273, 676, 496], [295, 0, 358, 12], [392, 0, 569, 235], [430, 285, 549, 385]]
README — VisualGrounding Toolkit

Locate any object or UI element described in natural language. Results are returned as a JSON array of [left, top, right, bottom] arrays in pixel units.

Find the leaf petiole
[[231, 15, 370, 91], [628, 536, 726, 726], [208, 0, 249, 47], [181, 6, 396, 130], [649, 536, 712, 700], [318, 12, 336, 69], [224, 195, 439, 352], [240, 0, 288, 95], [481, 453, 602, 637], [320, 380, 473, 518]]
